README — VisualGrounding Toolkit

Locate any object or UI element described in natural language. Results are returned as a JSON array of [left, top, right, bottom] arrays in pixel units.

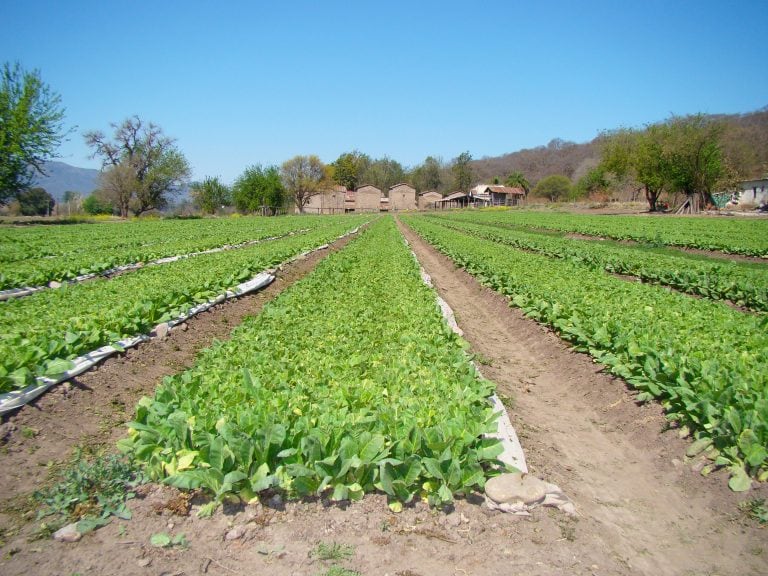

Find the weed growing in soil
[[311, 541, 355, 561], [473, 353, 494, 367], [311, 541, 359, 576], [739, 498, 768, 525], [318, 567, 361, 576], [33, 451, 143, 530]]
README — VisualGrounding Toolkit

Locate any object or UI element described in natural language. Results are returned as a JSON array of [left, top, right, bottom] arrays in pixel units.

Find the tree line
[[2, 60, 764, 217]]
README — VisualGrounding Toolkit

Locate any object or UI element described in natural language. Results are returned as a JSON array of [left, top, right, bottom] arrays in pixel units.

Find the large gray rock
[[485, 473, 547, 505]]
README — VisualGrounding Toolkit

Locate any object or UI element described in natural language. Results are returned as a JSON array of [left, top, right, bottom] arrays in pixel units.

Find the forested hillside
[[470, 107, 768, 187]]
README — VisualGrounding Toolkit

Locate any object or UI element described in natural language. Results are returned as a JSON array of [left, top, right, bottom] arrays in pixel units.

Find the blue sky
[[3, 0, 766, 183]]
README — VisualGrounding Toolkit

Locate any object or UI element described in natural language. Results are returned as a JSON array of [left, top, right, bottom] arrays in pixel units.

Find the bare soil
[[0, 222, 765, 576]]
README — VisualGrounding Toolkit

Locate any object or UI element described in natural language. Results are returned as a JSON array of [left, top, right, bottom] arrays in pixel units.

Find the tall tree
[[190, 176, 231, 215], [663, 115, 731, 213], [411, 155, 442, 192], [84, 116, 190, 216], [331, 150, 370, 191], [451, 151, 473, 192], [280, 155, 326, 213], [359, 156, 405, 193], [232, 165, 285, 214], [504, 171, 531, 195], [0, 62, 71, 203], [600, 116, 731, 213]]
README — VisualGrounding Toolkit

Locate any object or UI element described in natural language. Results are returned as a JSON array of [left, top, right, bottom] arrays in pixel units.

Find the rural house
[[478, 185, 526, 206], [388, 183, 417, 211], [353, 185, 383, 212], [299, 185, 347, 214], [725, 179, 768, 208], [418, 191, 442, 209], [434, 191, 473, 209]]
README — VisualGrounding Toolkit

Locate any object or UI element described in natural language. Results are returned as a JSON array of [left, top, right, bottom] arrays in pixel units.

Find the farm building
[[388, 183, 417, 211], [477, 185, 526, 206], [298, 185, 347, 214], [354, 185, 383, 212], [723, 179, 768, 208], [435, 191, 473, 209], [419, 191, 442, 209]]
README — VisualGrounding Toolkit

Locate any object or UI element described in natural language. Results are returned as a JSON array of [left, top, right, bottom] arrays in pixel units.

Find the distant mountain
[[33, 161, 100, 202]]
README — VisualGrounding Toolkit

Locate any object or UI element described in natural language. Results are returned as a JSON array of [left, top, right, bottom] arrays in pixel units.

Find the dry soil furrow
[[398, 218, 767, 576]]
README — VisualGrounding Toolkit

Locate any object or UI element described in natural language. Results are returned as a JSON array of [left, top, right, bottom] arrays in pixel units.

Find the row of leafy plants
[[0, 216, 372, 393], [425, 214, 768, 312], [0, 215, 350, 290], [402, 215, 768, 488], [454, 209, 768, 257], [119, 217, 504, 513]]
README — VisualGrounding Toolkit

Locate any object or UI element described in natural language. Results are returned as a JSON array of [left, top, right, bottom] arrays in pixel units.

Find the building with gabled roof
[[388, 183, 417, 211], [418, 191, 442, 209]]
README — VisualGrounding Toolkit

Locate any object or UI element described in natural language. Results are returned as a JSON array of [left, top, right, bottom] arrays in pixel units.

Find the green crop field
[[2, 209, 766, 503], [402, 211, 768, 488]]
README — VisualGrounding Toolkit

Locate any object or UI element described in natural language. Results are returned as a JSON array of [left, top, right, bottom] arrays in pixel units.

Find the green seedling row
[[0, 215, 351, 290], [447, 209, 768, 257], [0, 216, 372, 392], [423, 214, 768, 312], [402, 215, 768, 485], [120, 217, 503, 511]]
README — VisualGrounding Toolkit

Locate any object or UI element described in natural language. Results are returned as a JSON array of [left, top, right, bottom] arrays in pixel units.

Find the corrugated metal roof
[[487, 185, 526, 195], [439, 192, 469, 201]]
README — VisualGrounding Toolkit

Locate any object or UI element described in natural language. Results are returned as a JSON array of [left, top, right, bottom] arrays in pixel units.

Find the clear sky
[[2, 0, 766, 183]]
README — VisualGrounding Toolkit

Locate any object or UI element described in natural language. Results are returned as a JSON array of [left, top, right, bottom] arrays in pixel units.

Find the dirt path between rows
[[398, 219, 767, 576], [0, 220, 764, 576]]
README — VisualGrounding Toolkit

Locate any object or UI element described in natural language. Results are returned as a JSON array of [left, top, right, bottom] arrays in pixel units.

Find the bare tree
[[85, 116, 190, 216], [98, 162, 137, 218]]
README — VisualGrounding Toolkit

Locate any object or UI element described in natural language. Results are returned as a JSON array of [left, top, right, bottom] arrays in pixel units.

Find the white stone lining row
[[0, 224, 365, 415], [0, 229, 311, 302], [406, 238, 528, 474]]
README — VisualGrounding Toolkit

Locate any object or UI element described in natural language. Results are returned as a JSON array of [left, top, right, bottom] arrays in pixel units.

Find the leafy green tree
[[663, 115, 731, 213], [533, 174, 572, 202], [504, 171, 531, 195], [600, 115, 730, 213], [82, 193, 114, 215], [331, 150, 370, 191], [190, 176, 231, 215], [17, 186, 55, 216], [411, 156, 443, 192], [84, 116, 191, 216], [359, 156, 405, 193], [232, 165, 285, 214], [573, 166, 608, 199], [451, 151, 473, 192], [601, 127, 666, 211], [0, 62, 70, 203]]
